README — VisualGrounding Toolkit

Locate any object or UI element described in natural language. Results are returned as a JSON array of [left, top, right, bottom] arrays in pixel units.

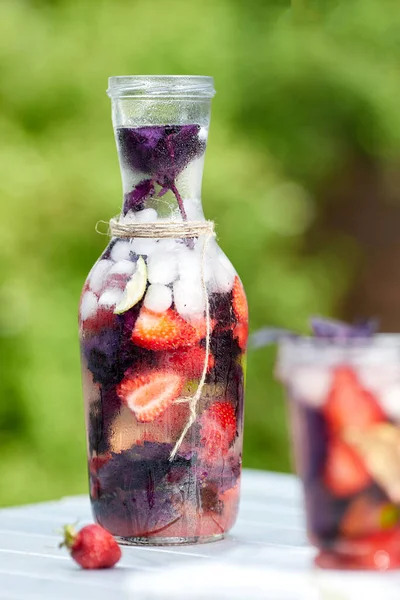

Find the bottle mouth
[[107, 75, 216, 99]]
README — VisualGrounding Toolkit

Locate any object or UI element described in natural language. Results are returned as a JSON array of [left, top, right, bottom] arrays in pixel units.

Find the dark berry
[[209, 292, 234, 330]]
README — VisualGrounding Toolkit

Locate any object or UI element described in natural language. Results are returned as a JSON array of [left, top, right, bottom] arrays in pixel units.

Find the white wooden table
[[0, 469, 399, 599]]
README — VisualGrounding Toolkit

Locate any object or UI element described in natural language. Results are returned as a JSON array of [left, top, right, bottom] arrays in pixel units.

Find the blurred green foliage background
[[2, 0, 400, 506]]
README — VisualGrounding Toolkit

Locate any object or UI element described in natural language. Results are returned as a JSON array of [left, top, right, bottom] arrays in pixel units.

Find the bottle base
[[115, 533, 224, 547]]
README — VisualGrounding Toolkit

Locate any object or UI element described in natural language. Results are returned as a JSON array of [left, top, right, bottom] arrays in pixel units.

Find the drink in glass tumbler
[[277, 329, 400, 570]]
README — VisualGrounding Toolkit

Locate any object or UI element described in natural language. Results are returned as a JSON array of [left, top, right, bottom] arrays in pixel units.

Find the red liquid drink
[[277, 335, 400, 570], [79, 76, 247, 545]]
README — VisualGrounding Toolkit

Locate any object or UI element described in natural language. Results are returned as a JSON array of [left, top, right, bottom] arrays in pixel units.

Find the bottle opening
[[107, 75, 216, 99]]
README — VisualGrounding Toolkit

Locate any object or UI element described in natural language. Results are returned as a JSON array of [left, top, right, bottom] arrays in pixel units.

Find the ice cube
[[358, 364, 400, 396], [155, 238, 178, 252], [358, 364, 400, 421], [130, 238, 158, 256], [199, 127, 208, 141], [135, 208, 157, 223], [144, 284, 172, 313], [119, 210, 137, 223], [173, 279, 205, 319], [207, 263, 235, 294], [110, 240, 134, 262], [290, 367, 332, 408], [98, 288, 123, 308], [80, 291, 98, 320], [108, 259, 136, 277], [378, 385, 400, 422], [147, 250, 178, 285], [177, 247, 202, 283], [89, 259, 113, 293], [207, 248, 236, 293], [202, 241, 218, 282]]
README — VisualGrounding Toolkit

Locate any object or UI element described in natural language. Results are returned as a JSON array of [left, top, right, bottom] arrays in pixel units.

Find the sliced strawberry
[[89, 453, 111, 475], [80, 307, 116, 334], [218, 482, 241, 532], [232, 276, 248, 324], [340, 496, 399, 538], [160, 346, 214, 378], [323, 439, 371, 497], [323, 366, 385, 434], [117, 370, 184, 422], [199, 421, 228, 463], [233, 322, 248, 350], [90, 480, 101, 500], [199, 402, 237, 463], [207, 401, 237, 441], [89, 454, 112, 500], [131, 307, 207, 351], [350, 529, 400, 570], [318, 528, 400, 570]]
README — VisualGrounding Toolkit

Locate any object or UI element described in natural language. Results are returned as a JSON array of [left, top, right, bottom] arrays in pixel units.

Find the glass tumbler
[[276, 334, 400, 570]]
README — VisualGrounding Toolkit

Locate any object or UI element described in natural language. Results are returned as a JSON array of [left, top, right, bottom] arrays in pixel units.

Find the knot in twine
[[101, 217, 216, 461]]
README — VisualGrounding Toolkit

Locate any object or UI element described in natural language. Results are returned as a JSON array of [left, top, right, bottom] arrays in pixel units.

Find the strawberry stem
[[59, 524, 77, 549]]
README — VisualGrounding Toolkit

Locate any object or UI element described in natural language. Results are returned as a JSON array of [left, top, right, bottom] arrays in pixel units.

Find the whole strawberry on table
[[61, 524, 121, 569]]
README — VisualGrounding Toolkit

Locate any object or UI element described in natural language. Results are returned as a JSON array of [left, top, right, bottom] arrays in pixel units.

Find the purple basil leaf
[[310, 317, 378, 340], [249, 317, 379, 351], [83, 327, 125, 386], [95, 442, 186, 491], [117, 125, 206, 187], [157, 185, 170, 197], [117, 125, 206, 223], [197, 452, 241, 493], [83, 300, 152, 387], [123, 179, 155, 214], [92, 442, 199, 535], [248, 327, 296, 349]]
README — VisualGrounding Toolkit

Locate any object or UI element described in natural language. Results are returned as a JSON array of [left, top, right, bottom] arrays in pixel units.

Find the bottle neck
[[115, 124, 208, 222]]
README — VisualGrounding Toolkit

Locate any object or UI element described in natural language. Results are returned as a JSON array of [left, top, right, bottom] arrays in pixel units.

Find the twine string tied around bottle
[[106, 218, 215, 240]]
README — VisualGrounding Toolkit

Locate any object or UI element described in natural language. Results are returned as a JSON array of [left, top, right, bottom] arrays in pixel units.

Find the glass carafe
[[79, 76, 248, 545]]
